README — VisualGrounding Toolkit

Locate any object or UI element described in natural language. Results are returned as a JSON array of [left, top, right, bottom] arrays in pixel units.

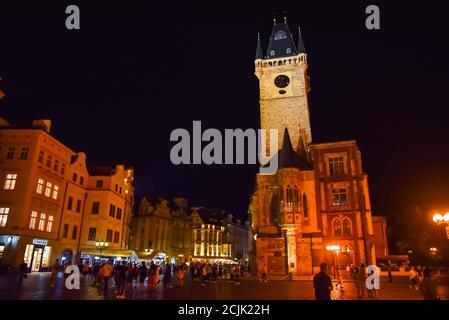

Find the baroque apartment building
[[0, 118, 134, 271], [249, 20, 376, 278]]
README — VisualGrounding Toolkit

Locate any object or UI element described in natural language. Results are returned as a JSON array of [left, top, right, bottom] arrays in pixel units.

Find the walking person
[[354, 265, 366, 299], [125, 263, 135, 298], [18, 260, 29, 286], [138, 262, 148, 290], [163, 265, 173, 288], [177, 265, 185, 287], [387, 263, 393, 283], [115, 261, 127, 299], [233, 265, 241, 285], [50, 258, 60, 288], [419, 267, 440, 300], [100, 260, 114, 295], [259, 263, 268, 283], [201, 264, 207, 286], [409, 266, 419, 290], [313, 262, 333, 300]]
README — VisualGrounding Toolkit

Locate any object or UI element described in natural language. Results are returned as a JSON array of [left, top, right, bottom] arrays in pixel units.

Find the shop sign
[[32, 239, 48, 246]]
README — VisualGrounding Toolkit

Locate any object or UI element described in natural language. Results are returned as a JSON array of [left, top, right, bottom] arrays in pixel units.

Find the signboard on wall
[[32, 239, 48, 246]]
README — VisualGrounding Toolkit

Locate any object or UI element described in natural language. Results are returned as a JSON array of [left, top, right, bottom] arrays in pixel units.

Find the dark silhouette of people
[[313, 262, 333, 300]]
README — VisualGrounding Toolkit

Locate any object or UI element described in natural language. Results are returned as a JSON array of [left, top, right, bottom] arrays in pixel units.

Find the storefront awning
[[80, 248, 136, 259]]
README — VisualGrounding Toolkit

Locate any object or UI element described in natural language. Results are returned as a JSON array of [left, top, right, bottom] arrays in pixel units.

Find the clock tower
[[255, 19, 312, 153]]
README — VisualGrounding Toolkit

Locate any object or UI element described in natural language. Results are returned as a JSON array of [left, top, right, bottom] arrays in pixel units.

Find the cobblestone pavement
[[0, 272, 448, 300]]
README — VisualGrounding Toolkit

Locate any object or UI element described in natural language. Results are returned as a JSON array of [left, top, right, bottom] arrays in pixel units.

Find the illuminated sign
[[32, 239, 48, 246]]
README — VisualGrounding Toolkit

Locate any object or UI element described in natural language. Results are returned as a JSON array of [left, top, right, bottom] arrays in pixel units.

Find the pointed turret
[[255, 33, 263, 60], [297, 27, 306, 53], [266, 20, 297, 59]]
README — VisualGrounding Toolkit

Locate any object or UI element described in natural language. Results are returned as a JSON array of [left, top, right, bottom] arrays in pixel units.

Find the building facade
[[249, 20, 376, 278], [0, 119, 134, 271]]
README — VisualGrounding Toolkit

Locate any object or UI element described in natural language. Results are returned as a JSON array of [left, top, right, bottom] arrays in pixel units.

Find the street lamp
[[433, 212, 449, 225], [430, 247, 439, 269], [95, 240, 109, 262], [326, 245, 341, 279]]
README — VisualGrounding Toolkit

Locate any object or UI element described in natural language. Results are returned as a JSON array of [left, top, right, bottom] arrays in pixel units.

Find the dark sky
[[1, 1, 449, 224]]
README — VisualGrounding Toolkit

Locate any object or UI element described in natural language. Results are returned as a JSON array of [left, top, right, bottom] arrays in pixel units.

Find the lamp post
[[430, 247, 438, 269], [95, 240, 109, 262], [326, 245, 341, 279], [432, 212, 449, 230]]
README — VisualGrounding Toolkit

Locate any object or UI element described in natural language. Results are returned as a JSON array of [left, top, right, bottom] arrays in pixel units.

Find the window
[[96, 180, 103, 188], [76, 199, 81, 213], [6, 147, 15, 159], [61, 164, 65, 175], [52, 185, 59, 200], [270, 50, 275, 56], [286, 186, 293, 211], [332, 188, 348, 206], [44, 182, 52, 197], [46, 215, 53, 232], [46, 155, 52, 168], [29, 211, 38, 229], [333, 219, 342, 237], [67, 196, 73, 210], [115, 184, 118, 192], [88, 227, 97, 241], [119, 187, 122, 194], [92, 202, 100, 215], [329, 156, 345, 176], [293, 186, 299, 211], [79, 176, 84, 185], [0, 245, 4, 259], [38, 151, 44, 163], [72, 226, 78, 240], [303, 194, 309, 218], [20, 147, 29, 160], [109, 204, 116, 218], [38, 213, 46, 231], [286, 48, 291, 54], [342, 219, 352, 236], [116, 208, 122, 220], [53, 160, 59, 172], [4, 173, 17, 190], [36, 178, 44, 194], [72, 173, 77, 183], [0, 207, 9, 227], [106, 229, 113, 242], [63, 224, 69, 238], [114, 231, 120, 243], [274, 30, 287, 40]]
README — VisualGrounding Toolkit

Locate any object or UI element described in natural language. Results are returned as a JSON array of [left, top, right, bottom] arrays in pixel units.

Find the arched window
[[270, 192, 280, 225], [342, 219, 352, 236], [274, 30, 287, 40], [333, 219, 342, 237], [286, 186, 293, 211], [303, 194, 308, 218], [293, 186, 299, 211]]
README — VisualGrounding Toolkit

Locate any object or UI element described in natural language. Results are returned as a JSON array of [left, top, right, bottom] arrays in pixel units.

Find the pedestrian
[[201, 264, 207, 286], [233, 265, 240, 285], [100, 260, 114, 295], [138, 262, 148, 290], [419, 267, 440, 300], [148, 262, 160, 290], [125, 263, 135, 297], [313, 262, 333, 300], [50, 258, 60, 288], [83, 260, 89, 277], [115, 261, 127, 299], [164, 265, 173, 288], [354, 265, 367, 299], [18, 260, 29, 286], [409, 266, 419, 290], [387, 263, 393, 283], [177, 265, 185, 287]]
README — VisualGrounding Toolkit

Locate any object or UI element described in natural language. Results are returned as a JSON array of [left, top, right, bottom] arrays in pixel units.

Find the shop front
[[24, 238, 53, 272]]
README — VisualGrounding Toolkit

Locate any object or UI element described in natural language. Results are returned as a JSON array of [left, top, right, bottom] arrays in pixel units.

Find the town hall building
[[249, 19, 376, 278]]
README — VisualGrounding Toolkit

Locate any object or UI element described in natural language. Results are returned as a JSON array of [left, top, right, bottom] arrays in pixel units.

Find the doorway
[[31, 247, 43, 272]]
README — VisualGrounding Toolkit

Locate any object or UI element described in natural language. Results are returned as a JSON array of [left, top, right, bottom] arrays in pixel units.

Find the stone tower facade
[[249, 20, 376, 279]]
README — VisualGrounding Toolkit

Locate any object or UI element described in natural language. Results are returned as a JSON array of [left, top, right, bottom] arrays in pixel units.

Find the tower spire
[[297, 26, 306, 53], [255, 33, 263, 60]]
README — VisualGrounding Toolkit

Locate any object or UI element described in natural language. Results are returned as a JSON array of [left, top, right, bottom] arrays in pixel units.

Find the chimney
[[32, 119, 52, 133]]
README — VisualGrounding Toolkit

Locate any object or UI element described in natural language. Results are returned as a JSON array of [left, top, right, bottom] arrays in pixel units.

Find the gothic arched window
[[342, 219, 352, 236], [303, 194, 308, 218], [270, 192, 280, 225], [293, 186, 299, 211], [286, 186, 293, 211], [333, 219, 342, 237]]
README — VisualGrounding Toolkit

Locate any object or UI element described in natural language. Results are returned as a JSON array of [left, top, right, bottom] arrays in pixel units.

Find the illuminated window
[[38, 213, 46, 231], [36, 178, 44, 194], [293, 186, 299, 211], [286, 186, 293, 211], [88, 227, 96, 241], [333, 219, 342, 237], [6, 147, 15, 159], [332, 188, 347, 206], [24, 244, 34, 267], [0, 207, 9, 227], [4, 173, 17, 190], [270, 50, 275, 56], [20, 147, 29, 160], [329, 156, 345, 176], [29, 211, 37, 229], [46, 215, 53, 232], [52, 185, 59, 200], [286, 48, 291, 54], [44, 182, 52, 197], [0, 245, 4, 259]]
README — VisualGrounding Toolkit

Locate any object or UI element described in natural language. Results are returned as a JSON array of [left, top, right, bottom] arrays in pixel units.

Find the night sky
[[1, 1, 449, 231]]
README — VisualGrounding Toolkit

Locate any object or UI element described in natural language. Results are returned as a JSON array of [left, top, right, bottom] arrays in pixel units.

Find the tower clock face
[[274, 75, 290, 88]]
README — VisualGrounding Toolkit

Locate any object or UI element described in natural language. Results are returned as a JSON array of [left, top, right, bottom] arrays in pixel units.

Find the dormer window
[[270, 50, 275, 56], [274, 30, 287, 40], [286, 48, 291, 54]]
